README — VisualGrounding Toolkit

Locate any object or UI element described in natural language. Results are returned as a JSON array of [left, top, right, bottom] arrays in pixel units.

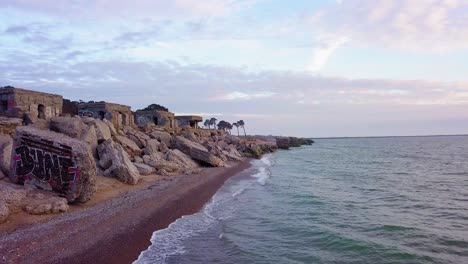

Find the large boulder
[[223, 145, 244, 161], [133, 163, 155, 175], [172, 136, 225, 167], [142, 152, 163, 168], [143, 139, 161, 155], [50, 116, 86, 139], [124, 127, 150, 148], [97, 140, 140, 185], [115, 135, 142, 156], [94, 119, 112, 142], [181, 130, 199, 143], [0, 181, 28, 213], [150, 130, 172, 146], [0, 201, 8, 223], [81, 125, 98, 157], [104, 120, 118, 137], [0, 134, 13, 175], [164, 149, 199, 169], [22, 193, 69, 215], [10, 126, 97, 203]]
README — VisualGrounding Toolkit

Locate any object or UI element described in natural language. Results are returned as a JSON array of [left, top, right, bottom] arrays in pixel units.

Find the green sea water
[[136, 136, 468, 264]]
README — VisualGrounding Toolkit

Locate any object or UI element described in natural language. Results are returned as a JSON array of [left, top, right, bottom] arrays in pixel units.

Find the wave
[[251, 167, 271, 185]]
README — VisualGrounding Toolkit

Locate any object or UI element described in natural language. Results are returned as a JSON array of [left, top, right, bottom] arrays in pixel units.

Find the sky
[[1, 0, 468, 137]]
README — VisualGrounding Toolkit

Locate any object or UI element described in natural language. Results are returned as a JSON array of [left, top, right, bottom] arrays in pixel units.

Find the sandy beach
[[0, 160, 252, 264]]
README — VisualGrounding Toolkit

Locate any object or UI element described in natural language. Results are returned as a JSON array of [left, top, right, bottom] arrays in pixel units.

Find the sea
[[135, 136, 468, 264]]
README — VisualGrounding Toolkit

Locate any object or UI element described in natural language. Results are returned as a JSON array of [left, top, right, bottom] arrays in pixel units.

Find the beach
[[0, 160, 251, 264]]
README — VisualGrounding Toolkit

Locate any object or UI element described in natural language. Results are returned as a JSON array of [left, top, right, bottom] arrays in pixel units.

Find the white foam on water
[[232, 187, 247, 198], [260, 155, 275, 166], [251, 167, 271, 185], [135, 156, 276, 264]]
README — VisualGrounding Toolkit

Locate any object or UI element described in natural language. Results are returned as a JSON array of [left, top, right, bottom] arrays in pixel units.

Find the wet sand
[[0, 160, 252, 264]]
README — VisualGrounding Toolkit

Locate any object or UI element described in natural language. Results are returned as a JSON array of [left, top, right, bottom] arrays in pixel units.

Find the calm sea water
[[135, 136, 468, 264]]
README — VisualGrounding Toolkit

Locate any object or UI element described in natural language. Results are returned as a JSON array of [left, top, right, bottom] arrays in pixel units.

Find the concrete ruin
[[10, 126, 97, 203], [78, 102, 134, 129], [0, 86, 63, 122], [135, 110, 177, 129], [175, 115, 203, 129]]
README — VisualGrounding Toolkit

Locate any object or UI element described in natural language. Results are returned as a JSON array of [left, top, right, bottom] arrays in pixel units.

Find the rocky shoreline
[[0, 91, 312, 263]]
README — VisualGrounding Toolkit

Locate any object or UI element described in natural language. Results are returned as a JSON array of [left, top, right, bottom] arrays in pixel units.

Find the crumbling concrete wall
[[175, 115, 202, 129], [78, 102, 134, 129], [135, 110, 177, 129], [9, 126, 97, 203], [0, 87, 63, 122]]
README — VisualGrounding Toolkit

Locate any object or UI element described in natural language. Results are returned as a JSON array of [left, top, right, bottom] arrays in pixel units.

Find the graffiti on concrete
[[12, 135, 80, 191]]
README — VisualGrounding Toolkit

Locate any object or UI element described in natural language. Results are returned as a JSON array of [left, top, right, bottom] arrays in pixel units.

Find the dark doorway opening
[[153, 117, 159, 125], [121, 113, 127, 126], [1, 100, 8, 112], [98, 111, 105, 120], [38, 104, 45, 119]]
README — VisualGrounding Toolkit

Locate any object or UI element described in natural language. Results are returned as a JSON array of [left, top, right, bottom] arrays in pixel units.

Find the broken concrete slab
[[97, 139, 140, 185], [172, 136, 225, 167], [10, 126, 97, 203]]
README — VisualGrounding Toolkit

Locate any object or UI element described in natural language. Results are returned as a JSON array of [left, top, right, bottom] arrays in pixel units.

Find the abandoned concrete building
[[134, 110, 177, 129], [78, 102, 134, 128], [175, 115, 203, 129], [0, 86, 63, 121]]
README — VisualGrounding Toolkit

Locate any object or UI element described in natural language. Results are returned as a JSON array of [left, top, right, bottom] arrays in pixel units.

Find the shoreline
[[0, 159, 253, 264]]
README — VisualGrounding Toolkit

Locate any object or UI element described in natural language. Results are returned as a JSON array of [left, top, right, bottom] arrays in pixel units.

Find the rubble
[[97, 139, 140, 185], [172, 136, 226, 167]]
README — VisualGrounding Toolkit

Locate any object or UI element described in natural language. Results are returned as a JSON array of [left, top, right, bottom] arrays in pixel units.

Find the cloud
[[311, 0, 468, 52], [307, 36, 350, 71], [4, 25, 29, 34], [216, 91, 276, 100], [1, 58, 467, 136], [0, 0, 260, 18]]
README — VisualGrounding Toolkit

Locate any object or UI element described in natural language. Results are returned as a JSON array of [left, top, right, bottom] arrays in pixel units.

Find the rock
[[172, 136, 225, 167], [104, 120, 118, 137], [128, 134, 144, 148], [81, 125, 98, 157], [115, 135, 142, 156], [0, 169, 4, 180], [10, 126, 97, 203], [217, 140, 229, 150], [97, 140, 140, 185], [224, 135, 241, 145], [159, 141, 169, 153], [242, 143, 263, 159], [124, 127, 150, 148], [143, 139, 161, 155], [0, 181, 28, 212], [22, 196, 69, 215], [142, 152, 163, 168], [133, 163, 155, 175], [94, 119, 112, 142], [181, 130, 199, 143], [50, 116, 86, 138], [0, 134, 13, 175], [223, 145, 243, 161], [134, 156, 144, 164], [164, 149, 199, 169], [276, 137, 290, 150], [0, 117, 22, 136], [150, 130, 172, 146], [0, 201, 8, 223]]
